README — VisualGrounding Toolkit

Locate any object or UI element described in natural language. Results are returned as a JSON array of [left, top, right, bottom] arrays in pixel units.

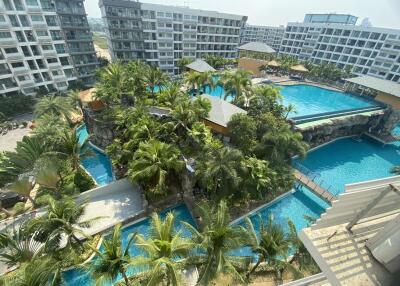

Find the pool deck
[[294, 170, 337, 203]]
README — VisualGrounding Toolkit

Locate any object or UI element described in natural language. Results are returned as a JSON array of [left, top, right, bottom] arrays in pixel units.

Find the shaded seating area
[[185, 59, 216, 73], [79, 88, 105, 111], [237, 42, 276, 76], [289, 64, 309, 80]]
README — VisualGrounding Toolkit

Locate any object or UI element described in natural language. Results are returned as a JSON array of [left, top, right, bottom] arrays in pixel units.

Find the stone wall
[[82, 108, 117, 149], [296, 108, 396, 147]]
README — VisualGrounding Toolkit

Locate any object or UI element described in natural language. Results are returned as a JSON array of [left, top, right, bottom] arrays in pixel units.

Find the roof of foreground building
[[238, 42, 276, 54], [198, 94, 246, 127], [186, 59, 216, 73], [345, 75, 400, 98]]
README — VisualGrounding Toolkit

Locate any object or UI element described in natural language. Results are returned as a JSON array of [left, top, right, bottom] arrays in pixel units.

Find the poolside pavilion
[[345, 75, 400, 109], [79, 88, 104, 111], [185, 59, 216, 73], [237, 42, 276, 76], [197, 94, 246, 137]]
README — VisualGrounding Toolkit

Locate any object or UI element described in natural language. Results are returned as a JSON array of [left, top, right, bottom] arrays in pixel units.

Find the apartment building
[[99, 0, 247, 74], [240, 24, 285, 51], [279, 14, 400, 83], [0, 0, 97, 97], [303, 13, 358, 25], [54, 0, 98, 85]]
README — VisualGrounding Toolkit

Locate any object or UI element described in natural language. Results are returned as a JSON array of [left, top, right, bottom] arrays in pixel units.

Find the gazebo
[[290, 64, 309, 79], [238, 42, 276, 76]]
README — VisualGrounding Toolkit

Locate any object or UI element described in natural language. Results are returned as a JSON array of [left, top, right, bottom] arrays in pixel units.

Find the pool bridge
[[294, 169, 337, 203]]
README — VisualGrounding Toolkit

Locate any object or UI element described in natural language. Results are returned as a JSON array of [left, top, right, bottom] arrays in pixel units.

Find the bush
[[74, 168, 96, 192], [12, 202, 26, 216], [0, 94, 35, 118], [35, 194, 53, 207]]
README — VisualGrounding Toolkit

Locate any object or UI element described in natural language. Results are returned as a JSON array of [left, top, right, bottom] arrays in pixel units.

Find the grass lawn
[[92, 32, 108, 49]]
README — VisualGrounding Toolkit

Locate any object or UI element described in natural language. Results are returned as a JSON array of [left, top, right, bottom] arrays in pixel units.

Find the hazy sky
[[85, 0, 400, 29]]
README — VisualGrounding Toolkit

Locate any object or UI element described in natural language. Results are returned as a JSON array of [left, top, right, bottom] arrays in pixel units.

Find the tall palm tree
[[0, 225, 45, 267], [128, 139, 184, 195], [68, 90, 83, 112], [195, 146, 243, 199], [144, 66, 169, 98], [220, 70, 252, 101], [34, 95, 74, 123], [254, 124, 308, 164], [89, 224, 135, 286], [8, 177, 37, 208], [244, 215, 300, 284], [183, 201, 250, 285], [158, 81, 186, 108], [1, 258, 61, 286], [197, 71, 216, 93], [130, 212, 196, 286]]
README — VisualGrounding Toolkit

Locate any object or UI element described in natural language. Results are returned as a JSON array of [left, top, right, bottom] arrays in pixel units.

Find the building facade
[[240, 24, 285, 51], [99, 0, 247, 74], [303, 13, 358, 25], [0, 0, 97, 97], [279, 14, 400, 83]]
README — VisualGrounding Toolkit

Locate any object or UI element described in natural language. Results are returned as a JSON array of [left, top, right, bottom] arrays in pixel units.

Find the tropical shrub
[[0, 94, 35, 118], [12, 202, 26, 216]]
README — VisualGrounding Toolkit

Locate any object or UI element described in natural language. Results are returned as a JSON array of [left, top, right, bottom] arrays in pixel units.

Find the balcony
[[12, 67, 29, 76], [18, 79, 35, 88], [42, 50, 58, 57], [52, 74, 67, 82], [48, 62, 62, 69], [0, 21, 9, 28], [5, 52, 24, 61], [32, 22, 48, 29], [26, 6, 42, 13], [0, 38, 17, 45], [37, 36, 53, 44]]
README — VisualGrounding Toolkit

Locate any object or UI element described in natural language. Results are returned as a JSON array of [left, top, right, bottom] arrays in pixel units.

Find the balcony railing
[[5, 53, 24, 61], [42, 50, 58, 57], [0, 38, 17, 45], [26, 6, 42, 12], [32, 22, 48, 29]]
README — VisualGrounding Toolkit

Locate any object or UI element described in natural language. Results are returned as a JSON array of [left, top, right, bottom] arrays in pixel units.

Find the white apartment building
[[99, 0, 247, 74], [240, 24, 285, 51], [279, 15, 400, 83], [0, 0, 97, 97]]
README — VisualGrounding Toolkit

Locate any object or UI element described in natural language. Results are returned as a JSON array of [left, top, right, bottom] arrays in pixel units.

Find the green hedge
[[0, 94, 35, 118]]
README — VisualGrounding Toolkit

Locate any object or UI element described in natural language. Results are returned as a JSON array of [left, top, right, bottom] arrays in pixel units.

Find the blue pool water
[[279, 84, 378, 118], [393, 123, 400, 136], [233, 187, 329, 257], [294, 136, 400, 196], [63, 204, 196, 286], [76, 125, 114, 186]]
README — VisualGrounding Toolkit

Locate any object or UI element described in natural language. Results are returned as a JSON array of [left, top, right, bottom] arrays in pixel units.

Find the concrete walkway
[[0, 127, 30, 152]]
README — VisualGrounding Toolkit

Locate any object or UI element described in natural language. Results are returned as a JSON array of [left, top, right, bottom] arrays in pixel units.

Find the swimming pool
[[232, 186, 329, 257], [293, 136, 400, 196], [62, 204, 196, 286], [76, 125, 114, 186], [279, 84, 381, 120]]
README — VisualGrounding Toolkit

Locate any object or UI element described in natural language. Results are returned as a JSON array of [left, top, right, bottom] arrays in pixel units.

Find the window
[[18, 15, 29, 26], [11, 62, 24, 68], [0, 15, 5, 22], [8, 15, 19, 27], [17, 75, 30, 81], [41, 44, 53, 50], [2, 0, 13, 10], [26, 0, 38, 6], [0, 31, 12, 38], [24, 30, 35, 41], [30, 15, 43, 22], [51, 70, 61, 76], [46, 58, 58, 64], [30, 45, 40, 55], [21, 46, 30, 56], [15, 31, 25, 42], [36, 30, 48, 37], [13, 0, 24, 10], [4, 47, 18, 54]]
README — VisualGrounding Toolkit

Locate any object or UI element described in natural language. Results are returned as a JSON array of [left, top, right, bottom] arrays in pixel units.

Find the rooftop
[[186, 59, 216, 73], [199, 94, 246, 127], [345, 76, 400, 98], [299, 176, 400, 286], [238, 42, 276, 54]]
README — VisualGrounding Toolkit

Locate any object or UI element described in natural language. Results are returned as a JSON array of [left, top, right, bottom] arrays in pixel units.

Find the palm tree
[[183, 201, 250, 285], [96, 62, 126, 105], [89, 224, 135, 286], [8, 177, 37, 208], [1, 258, 61, 286], [130, 212, 196, 286], [197, 71, 216, 94], [158, 81, 186, 108], [34, 95, 74, 123], [220, 70, 252, 101], [244, 216, 301, 284], [284, 104, 297, 119], [144, 66, 170, 98], [177, 57, 194, 73], [195, 146, 243, 199], [29, 198, 96, 249], [254, 124, 308, 164], [68, 90, 83, 112], [0, 136, 49, 185], [56, 127, 94, 171], [0, 225, 45, 267], [183, 71, 202, 95], [128, 139, 184, 195]]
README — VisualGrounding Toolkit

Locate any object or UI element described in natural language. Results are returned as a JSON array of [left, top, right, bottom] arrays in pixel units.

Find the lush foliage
[[0, 94, 35, 118]]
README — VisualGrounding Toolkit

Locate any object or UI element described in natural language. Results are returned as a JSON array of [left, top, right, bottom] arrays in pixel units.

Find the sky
[[85, 0, 400, 30]]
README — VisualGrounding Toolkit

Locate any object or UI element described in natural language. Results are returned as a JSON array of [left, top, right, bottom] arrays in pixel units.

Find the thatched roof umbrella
[[290, 64, 309, 73], [267, 60, 281, 68]]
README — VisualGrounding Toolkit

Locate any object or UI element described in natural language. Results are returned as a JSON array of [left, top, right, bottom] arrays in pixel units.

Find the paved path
[[0, 127, 30, 152]]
